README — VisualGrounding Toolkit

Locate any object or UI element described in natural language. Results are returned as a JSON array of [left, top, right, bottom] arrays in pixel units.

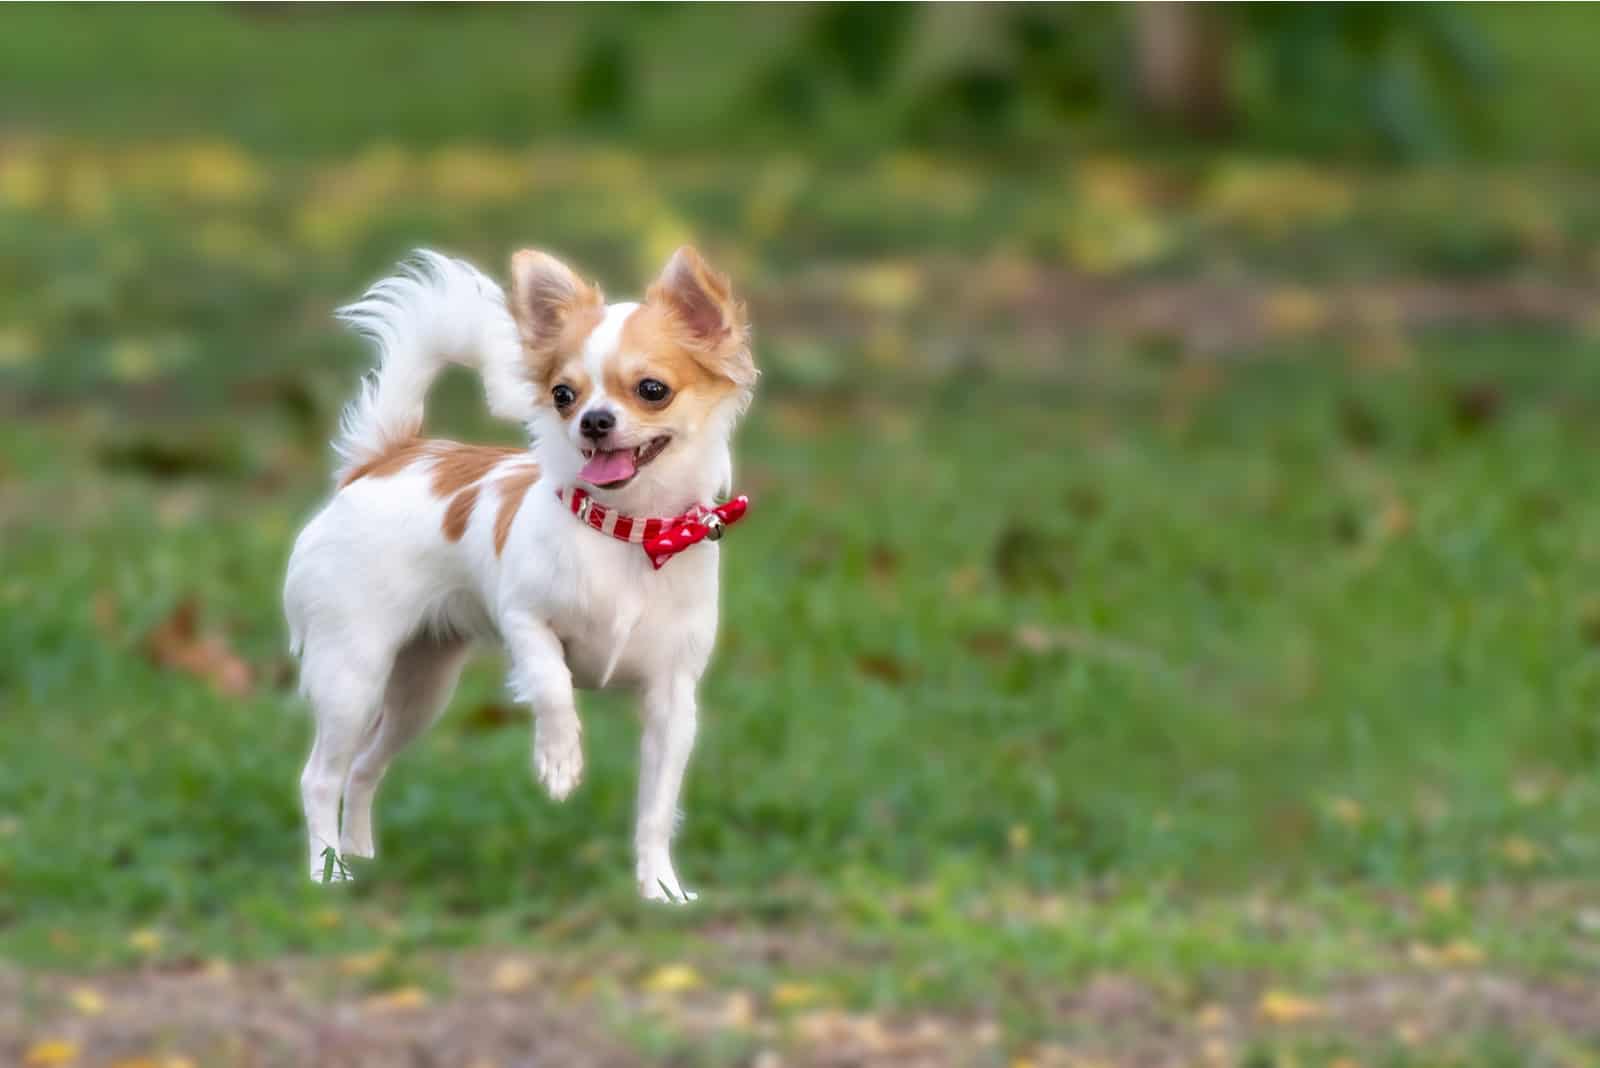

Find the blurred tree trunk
[[1133, 3, 1232, 134]]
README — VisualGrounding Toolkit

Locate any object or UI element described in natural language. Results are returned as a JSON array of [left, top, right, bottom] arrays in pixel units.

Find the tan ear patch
[[508, 249, 605, 391], [645, 246, 755, 395]]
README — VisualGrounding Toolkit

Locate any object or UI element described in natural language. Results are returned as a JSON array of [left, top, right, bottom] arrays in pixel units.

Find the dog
[[283, 246, 756, 903]]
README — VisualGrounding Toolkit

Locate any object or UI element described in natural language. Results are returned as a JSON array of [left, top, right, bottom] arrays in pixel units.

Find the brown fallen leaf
[[855, 653, 910, 685], [144, 597, 253, 697], [1452, 382, 1504, 432], [464, 701, 520, 732], [92, 589, 119, 637]]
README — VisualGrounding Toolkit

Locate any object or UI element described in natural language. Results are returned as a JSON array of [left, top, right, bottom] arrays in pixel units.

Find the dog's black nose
[[579, 408, 616, 441]]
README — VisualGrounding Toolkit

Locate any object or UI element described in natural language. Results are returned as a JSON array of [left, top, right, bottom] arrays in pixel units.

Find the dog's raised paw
[[533, 722, 584, 801]]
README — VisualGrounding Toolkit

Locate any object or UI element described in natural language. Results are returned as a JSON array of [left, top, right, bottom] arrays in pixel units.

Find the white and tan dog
[[284, 247, 755, 903]]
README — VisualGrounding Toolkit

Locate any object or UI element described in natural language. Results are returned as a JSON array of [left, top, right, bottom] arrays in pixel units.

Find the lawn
[[5, 7, 1600, 1067]]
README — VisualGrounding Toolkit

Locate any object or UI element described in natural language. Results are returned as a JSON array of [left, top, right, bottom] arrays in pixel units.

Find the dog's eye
[[636, 378, 671, 404], [552, 384, 576, 409]]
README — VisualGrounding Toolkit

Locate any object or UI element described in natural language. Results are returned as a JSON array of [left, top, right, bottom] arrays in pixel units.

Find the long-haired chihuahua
[[283, 247, 756, 902]]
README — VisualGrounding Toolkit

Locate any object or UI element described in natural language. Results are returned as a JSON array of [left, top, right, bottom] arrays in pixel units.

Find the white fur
[[285, 251, 746, 903], [332, 250, 534, 480]]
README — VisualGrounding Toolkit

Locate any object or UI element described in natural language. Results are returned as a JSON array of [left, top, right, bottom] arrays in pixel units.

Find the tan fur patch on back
[[442, 485, 479, 541], [493, 462, 542, 555], [339, 438, 432, 488], [425, 443, 523, 497], [342, 440, 528, 543], [342, 440, 521, 492]]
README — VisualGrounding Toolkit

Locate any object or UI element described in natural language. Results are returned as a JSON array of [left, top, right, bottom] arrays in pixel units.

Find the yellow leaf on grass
[[24, 1041, 80, 1067], [0, 327, 39, 369], [1007, 824, 1032, 853], [1439, 939, 1485, 966], [362, 985, 429, 1013], [312, 908, 343, 929], [69, 986, 105, 1015], [771, 981, 827, 1008], [337, 948, 391, 977], [178, 142, 264, 204], [1501, 836, 1543, 867], [846, 263, 924, 313], [0, 154, 48, 209], [109, 340, 159, 383], [128, 928, 162, 953], [946, 567, 982, 597], [1421, 882, 1457, 912], [1263, 286, 1330, 336], [1258, 989, 1323, 1023], [1327, 797, 1364, 828], [489, 958, 535, 993], [643, 963, 703, 994]]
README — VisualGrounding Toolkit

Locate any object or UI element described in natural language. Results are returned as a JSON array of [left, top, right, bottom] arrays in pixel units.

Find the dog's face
[[510, 247, 755, 510]]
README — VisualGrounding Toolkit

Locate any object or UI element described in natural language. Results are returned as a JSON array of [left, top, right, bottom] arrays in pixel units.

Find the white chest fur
[[496, 491, 721, 690]]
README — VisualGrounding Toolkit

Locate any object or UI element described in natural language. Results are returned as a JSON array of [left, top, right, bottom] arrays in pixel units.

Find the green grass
[[6, 325, 1600, 1047], [6, 7, 1600, 1062]]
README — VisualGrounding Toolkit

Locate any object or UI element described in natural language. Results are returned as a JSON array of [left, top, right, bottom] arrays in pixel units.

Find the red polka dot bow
[[557, 487, 751, 569]]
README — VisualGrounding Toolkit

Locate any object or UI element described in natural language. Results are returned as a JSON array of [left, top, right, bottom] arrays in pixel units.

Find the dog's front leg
[[503, 612, 583, 801], [635, 672, 699, 903]]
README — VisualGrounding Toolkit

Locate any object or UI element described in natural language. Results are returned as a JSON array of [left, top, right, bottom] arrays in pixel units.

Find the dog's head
[[510, 246, 756, 514]]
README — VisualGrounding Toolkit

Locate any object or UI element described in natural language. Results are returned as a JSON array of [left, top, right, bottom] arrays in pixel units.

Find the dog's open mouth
[[578, 436, 670, 489]]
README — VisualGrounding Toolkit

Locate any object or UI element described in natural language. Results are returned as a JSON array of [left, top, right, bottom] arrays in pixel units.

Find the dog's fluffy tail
[[332, 250, 532, 481]]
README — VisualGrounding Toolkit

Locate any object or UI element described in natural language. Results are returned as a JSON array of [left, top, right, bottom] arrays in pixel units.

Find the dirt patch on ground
[[0, 953, 643, 1068], [7, 948, 1600, 1068]]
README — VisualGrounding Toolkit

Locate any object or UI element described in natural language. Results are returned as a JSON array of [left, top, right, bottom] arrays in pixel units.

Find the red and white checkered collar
[[555, 486, 750, 570]]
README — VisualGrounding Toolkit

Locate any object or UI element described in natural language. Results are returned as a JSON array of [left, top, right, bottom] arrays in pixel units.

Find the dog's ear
[[509, 249, 603, 382], [647, 246, 755, 392]]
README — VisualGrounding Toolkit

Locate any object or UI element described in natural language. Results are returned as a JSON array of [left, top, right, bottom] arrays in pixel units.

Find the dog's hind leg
[[339, 633, 470, 860], [299, 642, 394, 882]]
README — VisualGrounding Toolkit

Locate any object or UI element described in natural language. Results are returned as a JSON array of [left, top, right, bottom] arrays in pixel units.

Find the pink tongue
[[579, 449, 637, 486]]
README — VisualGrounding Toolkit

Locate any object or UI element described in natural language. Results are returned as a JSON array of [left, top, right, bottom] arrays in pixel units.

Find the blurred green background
[[4, 5, 1600, 1066]]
